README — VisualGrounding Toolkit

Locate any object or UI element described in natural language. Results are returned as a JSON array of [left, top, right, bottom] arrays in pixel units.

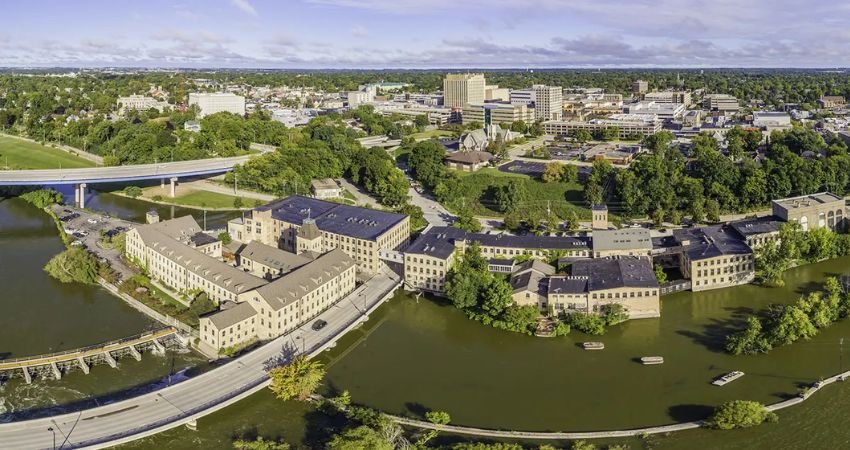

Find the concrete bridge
[[0, 156, 252, 207], [0, 328, 182, 384]]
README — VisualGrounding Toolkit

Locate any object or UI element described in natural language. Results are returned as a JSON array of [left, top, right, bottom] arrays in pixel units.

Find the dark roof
[[548, 276, 589, 294], [407, 227, 590, 260], [445, 151, 493, 164], [189, 232, 218, 247], [729, 216, 783, 238], [510, 270, 549, 295], [673, 225, 752, 261], [257, 196, 407, 241], [571, 257, 658, 291], [592, 204, 608, 211]]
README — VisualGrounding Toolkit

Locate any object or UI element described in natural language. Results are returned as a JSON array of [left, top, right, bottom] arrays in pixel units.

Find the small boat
[[712, 371, 745, 386], [640, 356, 664, 365], [583, 342, 605, 350]]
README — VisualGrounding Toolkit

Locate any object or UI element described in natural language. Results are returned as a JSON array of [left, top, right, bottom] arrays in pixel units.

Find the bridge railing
[[0, 327, 175, 366]]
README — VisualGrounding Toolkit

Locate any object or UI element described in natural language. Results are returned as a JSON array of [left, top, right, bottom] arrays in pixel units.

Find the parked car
[[311, 319, 328, 331], [87, 218, 98, 224]]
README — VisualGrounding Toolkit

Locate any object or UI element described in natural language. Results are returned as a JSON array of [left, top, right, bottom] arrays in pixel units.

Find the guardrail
[[0, 328, 175, 366]]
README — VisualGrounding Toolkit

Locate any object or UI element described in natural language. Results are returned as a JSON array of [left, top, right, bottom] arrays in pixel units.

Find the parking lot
[[50, 205, 138, 280]]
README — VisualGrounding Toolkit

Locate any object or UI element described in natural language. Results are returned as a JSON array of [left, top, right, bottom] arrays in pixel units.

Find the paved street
[[0, 272, 400, 450], [336, 177, 380, 208], [407, 185, 452, 227]]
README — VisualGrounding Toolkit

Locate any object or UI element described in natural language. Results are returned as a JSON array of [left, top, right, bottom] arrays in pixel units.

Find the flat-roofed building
[[771, 192, 846, 231], [188, 92, 246, 118], [236, 249, 356, 341], [643, 91, 692, 106], [544, 114, 662, 139], [444, 73, 486, 109], [462, 102, 534, 126], [703, 94, 739, 112], [729, 216, 783, 249], [117, 95, 169, 114], [236, 196, 410, 274], [310, 178, 342, 199], [624, 101, 685, 121], [673, 225, 754, 292], [592, 229, 652, 258], [510, 85, 563, 121], [547, 257, 660, 319], [632, 80, 648, 94], [752, 111, 792, 131]]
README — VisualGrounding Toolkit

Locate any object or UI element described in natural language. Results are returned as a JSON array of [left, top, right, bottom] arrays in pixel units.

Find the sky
[[2, 0, 850, 69]]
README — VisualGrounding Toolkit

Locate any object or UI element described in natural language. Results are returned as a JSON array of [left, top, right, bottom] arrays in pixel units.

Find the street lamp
[[47, 426, 56, 450]]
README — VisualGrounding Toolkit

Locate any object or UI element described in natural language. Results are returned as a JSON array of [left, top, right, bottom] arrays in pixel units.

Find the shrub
[[707, 400, 778, 430]]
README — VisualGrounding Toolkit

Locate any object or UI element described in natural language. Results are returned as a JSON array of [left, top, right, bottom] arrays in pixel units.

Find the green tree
[[706, 400, 778, 430], [654, 264, 668, 284], [542, 162, 565, 183], [570, 128, 593, 144], [232, 437, 290, 450], [479, 277, 513, 317], [44, 248, 101, 285], [768, 305, 817, 346], [453, 209, 482, 232], [268, 355, 325, 401], [326, 426, 393, 450], [425, 410, 452, 425], [725, 316, 772, 355], [571, 440, 597, 450], [755, 239, 790, 286], [218, 232, 233, 245], [122, 185, 143, 198], [233, 196, 244, 209], [494, 180, 528, 213]]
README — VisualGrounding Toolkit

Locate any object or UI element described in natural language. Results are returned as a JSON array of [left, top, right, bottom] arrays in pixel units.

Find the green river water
[[3, 190, 850, 449]]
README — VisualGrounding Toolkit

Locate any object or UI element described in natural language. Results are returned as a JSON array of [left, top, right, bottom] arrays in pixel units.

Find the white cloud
[[230, 0, 257, 16], [351, 25, 368, 38]]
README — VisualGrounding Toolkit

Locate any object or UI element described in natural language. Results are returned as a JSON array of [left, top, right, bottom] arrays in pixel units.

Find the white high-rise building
[[443, 73, 486, 109], [510, 85, 563, 121], [188, 92, 246, 118]]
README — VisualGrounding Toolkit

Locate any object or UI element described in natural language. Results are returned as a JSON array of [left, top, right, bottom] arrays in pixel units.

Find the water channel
[[4, 189, 850, 448]]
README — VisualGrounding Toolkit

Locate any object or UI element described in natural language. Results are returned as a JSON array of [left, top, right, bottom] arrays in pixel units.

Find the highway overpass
[[0, 156, 252, 207]]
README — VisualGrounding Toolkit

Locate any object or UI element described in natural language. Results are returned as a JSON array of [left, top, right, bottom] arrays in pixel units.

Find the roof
[[256, 196, 407, 241], [297, 219, 322, 240], [592, 229, 652, 252], [772, 192, 844, 210], [134, 218, 267, 295], [236, 241, 312, 274], [513, 259, 556, 276], [147, 215, 202, 241], [311, 178, 339, 191], [252, 249, 355, 311], [673, 225, 752, 261], [446, 151, 493, 165], [548, 276, 589, 294], [511, 270, 549, 296], [189, 232, 219, 247], [729, 216, 783, 238], [571, 257, 658, 291], [591, 204, 608, 211], [204, 301, 257, 330], [406, 227, 591, 260]]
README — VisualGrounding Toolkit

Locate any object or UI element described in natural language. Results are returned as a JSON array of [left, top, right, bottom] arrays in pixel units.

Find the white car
[[87, 218, 98, 224]]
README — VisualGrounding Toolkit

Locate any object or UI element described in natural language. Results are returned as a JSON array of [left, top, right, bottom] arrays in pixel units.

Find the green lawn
[[0, 135, 95, 169], [167, 190, 246, 209], [412, 129, 455, 140]]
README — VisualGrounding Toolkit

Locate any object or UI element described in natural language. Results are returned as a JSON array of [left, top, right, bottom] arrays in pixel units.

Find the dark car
[[311, 319, 327, 331]]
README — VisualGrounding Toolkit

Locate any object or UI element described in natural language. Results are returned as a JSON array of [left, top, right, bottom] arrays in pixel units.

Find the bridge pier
[[50, 362, 62, 380], [76, 183, 87, 208], [161, 178, 165, 189], [129, 345, 142, 362], [21, 367, 31, 384], [170, 177, 178, 198], [104, 351, 118, 368], [77, 357, 90, 374], [152, 338, 166, 355]]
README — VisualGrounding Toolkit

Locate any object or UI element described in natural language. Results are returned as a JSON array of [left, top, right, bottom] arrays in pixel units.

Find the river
[[5, 189, 850, 448]]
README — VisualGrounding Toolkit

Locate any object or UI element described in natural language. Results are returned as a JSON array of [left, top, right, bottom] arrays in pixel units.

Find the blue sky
[[1, 0, 849, 68]]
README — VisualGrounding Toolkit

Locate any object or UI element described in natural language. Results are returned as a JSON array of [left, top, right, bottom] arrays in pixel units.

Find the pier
[[0, 328, 182, 383]]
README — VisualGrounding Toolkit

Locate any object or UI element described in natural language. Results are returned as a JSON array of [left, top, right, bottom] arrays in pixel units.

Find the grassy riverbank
[[0, 135, 95, 169]]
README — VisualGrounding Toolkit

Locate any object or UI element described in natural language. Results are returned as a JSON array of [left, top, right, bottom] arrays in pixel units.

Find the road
[[0, 156, 252, 186], [407, 186, 452, 227], [0, 272, 400, 450], [336, 177, 380, 208]]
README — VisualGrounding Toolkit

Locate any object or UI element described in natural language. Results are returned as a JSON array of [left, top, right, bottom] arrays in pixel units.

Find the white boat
[[640, 356, 664, 365], [583, 342, 605, 350], [712, 371, 745, 386]]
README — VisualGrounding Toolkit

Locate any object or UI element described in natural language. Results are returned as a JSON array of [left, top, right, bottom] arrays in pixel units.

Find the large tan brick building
[[771, 192, 846, 232], [232, 196, 410, 274], [673, 225, 754, 292]]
